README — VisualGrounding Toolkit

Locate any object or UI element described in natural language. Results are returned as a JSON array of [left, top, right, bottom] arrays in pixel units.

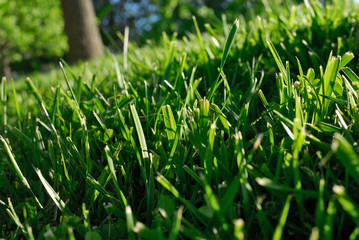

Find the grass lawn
[[1, 0, 359, 239]]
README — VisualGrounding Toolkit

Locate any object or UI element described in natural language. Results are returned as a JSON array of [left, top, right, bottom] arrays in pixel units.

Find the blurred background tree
[[0, 0, 67, 79], [61, 0, 104, 63], [93, 0, 261, 47], [0, 0, 321, 78]]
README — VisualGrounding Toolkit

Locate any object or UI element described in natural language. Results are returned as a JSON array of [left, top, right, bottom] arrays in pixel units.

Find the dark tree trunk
[[60, 0, 105, 63], [0, 49, 11, 80]]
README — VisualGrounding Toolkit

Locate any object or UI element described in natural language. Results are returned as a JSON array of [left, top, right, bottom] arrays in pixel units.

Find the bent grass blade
[[0, 136, 43, 209], [34, 167, 68, 213]]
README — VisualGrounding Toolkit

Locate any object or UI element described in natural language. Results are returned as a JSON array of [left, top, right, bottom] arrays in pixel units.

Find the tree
[[0, 0, 67, 79], [60, 0, 105, 63]]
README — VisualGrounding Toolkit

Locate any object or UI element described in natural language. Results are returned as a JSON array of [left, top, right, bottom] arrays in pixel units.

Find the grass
[[1, 0, 359, 239]]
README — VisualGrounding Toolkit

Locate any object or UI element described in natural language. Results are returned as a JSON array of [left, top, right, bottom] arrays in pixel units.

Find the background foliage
[[0, 0, 67, 74]]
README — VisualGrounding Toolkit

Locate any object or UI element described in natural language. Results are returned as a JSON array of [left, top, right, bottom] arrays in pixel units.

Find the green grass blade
[[133, 222, 165, 240], [34, 167, 67, 212], [162, 105, 177, 143], [25, 77, 45, 107], [333, 185, 359, 226], [125, 206, 135, 240], [339, 52, 354, 69], [0, 77, 6, 131], [104, 146, 127, 206], [342, 67, 359, 83], [315, 179, 325, 234], [130, 103, 149, 162], [321, 56, 340, 117], [256, 177, 317, 198], [156, 173, 209, 225], [192, 16, 212, 85], [323, 198, 337, 240], [6, 198, 25, 234], [331, 133, 359, 185], [11, 79, 21, 130], [0, 136, 43, 208], [208, 19, 239, 101], [169, 206, 183, 240], [220, 19, 239, 70], [267, 40, 288, 85], [272, 195, 292, 240]]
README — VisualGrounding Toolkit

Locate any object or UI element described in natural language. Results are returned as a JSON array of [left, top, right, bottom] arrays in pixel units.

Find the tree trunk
[[60, 0, 105, 63], [0, 49, 11, 80]]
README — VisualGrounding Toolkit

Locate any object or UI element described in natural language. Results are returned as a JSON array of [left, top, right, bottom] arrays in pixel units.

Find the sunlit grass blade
[[315, 179, 325, 234], [233, 219, 245, 240], [169, 206, 183, 240], [272, 195, 292, 240], [34, 167, 67, 213], [6, 198, 25, 234], [25, 77, 45, 107], [331, 133, 359, 185], [333, 185, 359, 226], [130, 103, 149, 162], [343, 67, 359, 83], [349, 228, 359, 240], [162, 105, 177, 143], [267, 40, 288, 85], [59, 62, 78, 106], [256, 177, 317, 198], [104, 145, 127, 207], [220, 19, 239, 70], [323, 198, 337, 240], [320, 55, 340, 118], [338, 52, 354, 69], [126, 206, 135, 240], [130, 103, 154, 224], [133, 222, 165, 240], [208, 19, 239, 100]]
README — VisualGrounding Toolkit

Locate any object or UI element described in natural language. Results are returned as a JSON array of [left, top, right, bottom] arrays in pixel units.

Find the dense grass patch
[[1, 1, 359, 239]]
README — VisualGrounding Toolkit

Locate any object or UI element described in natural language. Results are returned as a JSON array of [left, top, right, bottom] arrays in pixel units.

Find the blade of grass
[[10, 79, 21, 130], [331, 133, 359, 185], [126, 206, 135, 240], [104, 146, 127, 207], [0, 136, 43, 208], [333, 185, 359, 226], [156, 173, 209, 225], [208, 19, 239, 101], [34, 167, 67, 212], [169, 206, 183, 240], [272, 195, 292, 240]]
